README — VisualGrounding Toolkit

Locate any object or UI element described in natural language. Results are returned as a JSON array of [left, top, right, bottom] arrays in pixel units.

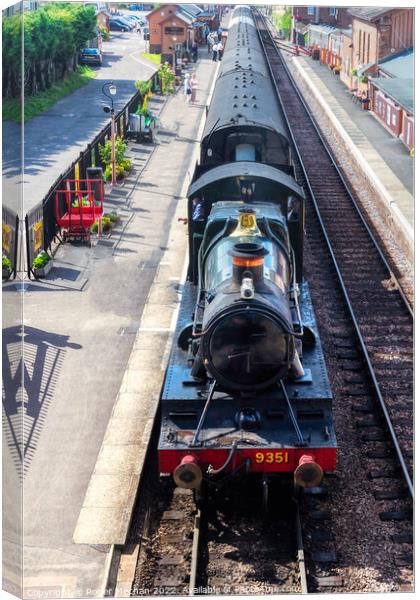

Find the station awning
[[187, 162, 305, 199]]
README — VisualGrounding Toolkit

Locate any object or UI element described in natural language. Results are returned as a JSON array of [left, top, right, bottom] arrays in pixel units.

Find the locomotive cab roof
[[187, 161, 304, 201]]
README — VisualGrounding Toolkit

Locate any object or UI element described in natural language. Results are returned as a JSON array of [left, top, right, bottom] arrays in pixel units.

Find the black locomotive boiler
[[158, 6, 336, 494]]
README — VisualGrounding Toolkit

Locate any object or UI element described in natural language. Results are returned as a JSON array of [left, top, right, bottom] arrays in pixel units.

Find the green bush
[[100, 27, 109, 41], [158, 62, 175, 95], [72, 195, 90, 208], [2, 255, 12, 270], [99, 136, 128, 165], [3, 3, 97, 100], [108, 212, 120, 223], [135, 79, 152, 96], [91, 216, 111, 233], [32, 250, 51, 270], [99, 137, 131, 181]]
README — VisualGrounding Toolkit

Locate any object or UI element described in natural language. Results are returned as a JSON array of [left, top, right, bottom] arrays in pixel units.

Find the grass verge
[[141, 52, 161, 65], [2, 65, 97, 122]]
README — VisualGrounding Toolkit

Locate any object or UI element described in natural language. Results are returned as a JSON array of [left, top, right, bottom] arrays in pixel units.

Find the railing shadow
[[2, 325, 82, 478]]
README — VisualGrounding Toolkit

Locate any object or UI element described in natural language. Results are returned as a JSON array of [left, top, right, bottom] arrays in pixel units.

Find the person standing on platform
[[207, 31, 214, 54], [191, 42, 198, 62], [217, 41, 224, 61], [190, 73, 198, 103], [204, 25, 210, 45], [217, 26, 223, 41], [184, 73, 191, 102], [212, 41, 219, 62]]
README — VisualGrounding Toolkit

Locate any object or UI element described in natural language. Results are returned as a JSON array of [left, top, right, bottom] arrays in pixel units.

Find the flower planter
[[33, 260, 53, 278], [2, 266, 11, 280]]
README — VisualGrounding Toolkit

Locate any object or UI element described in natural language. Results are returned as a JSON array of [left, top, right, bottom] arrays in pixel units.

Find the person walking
[[217, 26, 223, 41], [184, 73, 191, 102], [190, 73, 198, 103], [212, 40, 219, 62]]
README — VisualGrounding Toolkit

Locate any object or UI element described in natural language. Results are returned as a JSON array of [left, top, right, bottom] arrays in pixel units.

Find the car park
[[79, 48, 102, 66]]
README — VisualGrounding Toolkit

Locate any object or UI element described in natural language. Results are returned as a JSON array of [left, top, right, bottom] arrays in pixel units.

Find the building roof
[[347, 7, 393, 21], [179, 4, 201, 17], [371, 77, 413, 114], [309, 23, 340, 35], [379, 49, 414, 79], [174, 10, 194, 24]]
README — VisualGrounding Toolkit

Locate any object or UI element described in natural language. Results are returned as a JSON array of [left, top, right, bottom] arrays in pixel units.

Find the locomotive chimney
[[230, 242, 268, 287]]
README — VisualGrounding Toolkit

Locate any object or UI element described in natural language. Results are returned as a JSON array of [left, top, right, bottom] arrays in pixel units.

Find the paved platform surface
[[2, 49, 217, 599], [2, 27, 156, 216], [291, 55, 414, 229]]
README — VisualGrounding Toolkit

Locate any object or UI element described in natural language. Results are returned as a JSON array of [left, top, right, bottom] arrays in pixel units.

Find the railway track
[[254, 11, 413, 590], [133, 479, 308, 595], [254, 12, 413, 492]]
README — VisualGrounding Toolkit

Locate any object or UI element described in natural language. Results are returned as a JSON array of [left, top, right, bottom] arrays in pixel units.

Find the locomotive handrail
[[190, 380, 217, 447], [254, 10, 413, 498]]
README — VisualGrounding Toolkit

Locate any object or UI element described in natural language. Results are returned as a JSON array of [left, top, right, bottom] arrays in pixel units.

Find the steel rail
[[188, 508, 202, 595], [254, 10, 413, 498], [263, 15, 412, 318], [295, 500, 308, 594]]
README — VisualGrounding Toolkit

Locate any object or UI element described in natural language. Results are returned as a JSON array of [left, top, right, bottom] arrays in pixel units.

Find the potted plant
[[2, 255, 12, 279], [32, 250, 52, 278]]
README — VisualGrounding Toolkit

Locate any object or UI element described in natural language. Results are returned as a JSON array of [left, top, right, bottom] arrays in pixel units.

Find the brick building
[[349, 8, 413, 71], [147, 3, 201, 64], [368, 50, 414, 151], [292, 6, 351, 43]]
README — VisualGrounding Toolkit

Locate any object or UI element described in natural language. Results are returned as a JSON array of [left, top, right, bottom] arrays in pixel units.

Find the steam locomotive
[[158, 6, 336, 496]]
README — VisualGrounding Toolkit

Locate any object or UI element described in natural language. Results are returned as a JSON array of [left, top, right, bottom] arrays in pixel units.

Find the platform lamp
[[102, 81, 117, 186]]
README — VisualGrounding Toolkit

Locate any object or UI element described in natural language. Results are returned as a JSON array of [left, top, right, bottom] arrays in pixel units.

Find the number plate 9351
[[255, 451, 289, 464]]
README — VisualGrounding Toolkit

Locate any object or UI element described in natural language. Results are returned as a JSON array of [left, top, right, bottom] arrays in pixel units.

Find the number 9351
[[255, 451, 289, 464]]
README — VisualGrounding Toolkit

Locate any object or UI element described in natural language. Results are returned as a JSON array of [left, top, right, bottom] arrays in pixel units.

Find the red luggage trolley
[[55, 179, 104, 245]]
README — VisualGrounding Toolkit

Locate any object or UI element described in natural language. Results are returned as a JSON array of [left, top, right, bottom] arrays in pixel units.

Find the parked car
[[115, 16, 136, 29], [128, 15, 147, 25], [79, 48, 102, 66], [109, 19, 131, 32]]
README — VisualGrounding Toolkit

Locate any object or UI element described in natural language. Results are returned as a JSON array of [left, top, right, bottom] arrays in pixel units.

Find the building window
[[329, 7, 337, 17], [164, 26, 184, 35], [307, 7, 315, 15]]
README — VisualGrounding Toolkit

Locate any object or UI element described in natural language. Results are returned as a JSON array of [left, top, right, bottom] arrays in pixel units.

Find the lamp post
[[102, 81, 117, 186]]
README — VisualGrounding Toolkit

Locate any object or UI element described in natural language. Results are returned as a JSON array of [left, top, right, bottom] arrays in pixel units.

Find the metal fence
[[25, 70, 160, 277], [2, 205, 19, 279]]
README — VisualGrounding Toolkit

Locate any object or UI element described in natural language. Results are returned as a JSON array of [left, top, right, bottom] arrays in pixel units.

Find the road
[[2, 26, 157, 216]]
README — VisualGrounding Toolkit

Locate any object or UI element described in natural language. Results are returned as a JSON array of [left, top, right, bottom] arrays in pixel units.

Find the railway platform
[[287, 53, 413, 253], [2, 49, 218, 599]]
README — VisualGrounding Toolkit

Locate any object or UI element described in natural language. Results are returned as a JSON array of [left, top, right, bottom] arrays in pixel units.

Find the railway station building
[[368, 50, 414, 150], [147, 3, 202, 64]]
